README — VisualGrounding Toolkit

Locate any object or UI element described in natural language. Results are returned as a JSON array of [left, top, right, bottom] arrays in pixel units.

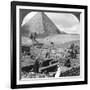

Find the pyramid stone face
[[22, 12, 44, 34], [42, 13, 60, 35], [22, 12, 60, 37]]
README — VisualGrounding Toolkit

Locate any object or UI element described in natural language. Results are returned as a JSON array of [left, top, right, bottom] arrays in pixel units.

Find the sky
[[21, 11, 80, 34]]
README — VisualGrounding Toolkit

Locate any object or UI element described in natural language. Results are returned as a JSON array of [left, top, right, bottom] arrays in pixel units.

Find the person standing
[[33, 57, 40, 73], [55, 64, 61, 78]]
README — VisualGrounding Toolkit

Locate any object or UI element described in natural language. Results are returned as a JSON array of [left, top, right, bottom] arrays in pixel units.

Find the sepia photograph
[[11, 1, 87, 89]]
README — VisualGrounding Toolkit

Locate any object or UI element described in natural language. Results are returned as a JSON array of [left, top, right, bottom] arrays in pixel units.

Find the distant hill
[[69, 33, 80, 35], [57, 40, 80, 48], [21, 34, 80, 48]]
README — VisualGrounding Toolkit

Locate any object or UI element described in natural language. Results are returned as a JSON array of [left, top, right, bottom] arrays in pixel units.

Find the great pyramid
[[21, 12, 62, 38]]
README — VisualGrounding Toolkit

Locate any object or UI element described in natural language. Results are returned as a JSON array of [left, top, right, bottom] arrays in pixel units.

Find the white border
[[16, 5, 85, 85]]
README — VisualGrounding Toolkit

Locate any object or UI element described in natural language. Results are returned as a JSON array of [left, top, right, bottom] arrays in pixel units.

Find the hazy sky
[[21, 11, 80, 34]]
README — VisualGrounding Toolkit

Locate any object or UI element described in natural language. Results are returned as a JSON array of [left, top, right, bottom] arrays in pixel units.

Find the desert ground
[[20, 34, 80, 79]]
